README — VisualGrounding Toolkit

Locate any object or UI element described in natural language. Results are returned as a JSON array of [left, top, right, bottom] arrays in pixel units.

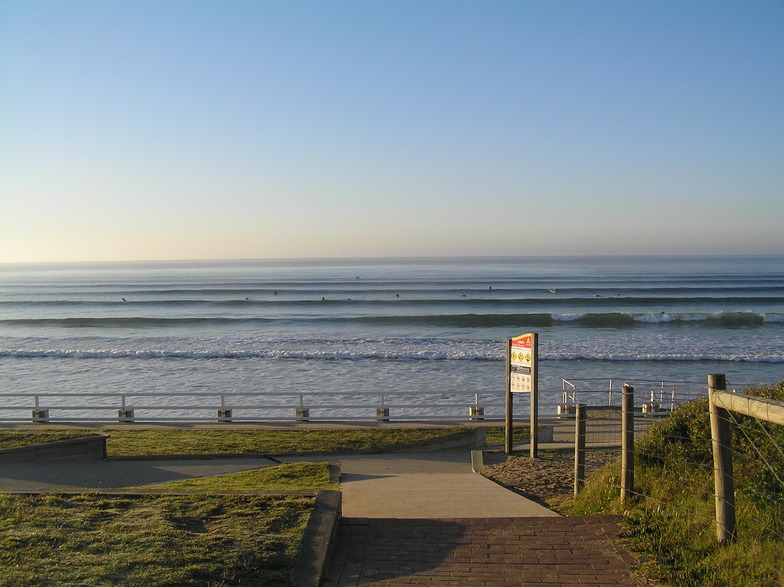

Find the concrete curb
[[290, 489, 342, 587], [0, 435, 108, 462]]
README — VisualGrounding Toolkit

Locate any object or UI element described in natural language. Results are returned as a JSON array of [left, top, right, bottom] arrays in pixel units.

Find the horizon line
[[3, 252, 784, 267]]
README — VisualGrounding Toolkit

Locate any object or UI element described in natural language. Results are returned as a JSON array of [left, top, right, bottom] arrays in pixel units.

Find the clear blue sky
[[2, 1, 782, 263]]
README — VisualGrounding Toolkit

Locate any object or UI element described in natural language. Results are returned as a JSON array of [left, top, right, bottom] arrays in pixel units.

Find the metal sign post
[[505, 332, 538, 457]]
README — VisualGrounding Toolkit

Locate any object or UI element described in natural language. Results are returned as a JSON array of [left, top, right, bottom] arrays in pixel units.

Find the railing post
[[31, 395, 50, 423], [621, 384, 634, 502], [469, 393, 484, 421], [376, 393, 389, 422], [574, 404, 587, 495], [118, 395, 134, 423], [217, 393, 232, 422], [709, 373, 736, 544], [296, 393, 309, 422]]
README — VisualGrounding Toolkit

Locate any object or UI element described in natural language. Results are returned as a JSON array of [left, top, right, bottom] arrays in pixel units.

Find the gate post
[[709, 373, 736, 543], [621, 385, 634, 502], [574, 404, 587, 495]]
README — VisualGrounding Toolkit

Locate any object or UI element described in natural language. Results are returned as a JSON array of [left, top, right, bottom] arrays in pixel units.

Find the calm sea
[[1, 256, 782, 419]]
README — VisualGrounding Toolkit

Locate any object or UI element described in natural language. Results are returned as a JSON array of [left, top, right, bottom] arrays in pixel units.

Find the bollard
[[557, 404, 576, 417], [217, 409, 232, 423], [117, 408, 135, 423], [32, 409, 50, 424], [642, 402, 660, 415]]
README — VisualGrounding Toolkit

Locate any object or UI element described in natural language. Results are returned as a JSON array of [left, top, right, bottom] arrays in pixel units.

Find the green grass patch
[[146, 462, 336, 492], [562, 381, 784, 586], [0, 426, 465, 457], [106, 427, 463, 456], [0, 493, 312, 586], [485, 425, 530, 445]]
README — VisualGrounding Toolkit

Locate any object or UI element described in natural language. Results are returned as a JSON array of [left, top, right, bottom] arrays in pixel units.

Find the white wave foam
[[636, 313, 675, 323], [2, 345, 782, 363]]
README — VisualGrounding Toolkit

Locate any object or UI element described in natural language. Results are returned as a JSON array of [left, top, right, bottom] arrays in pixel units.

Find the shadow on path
[[323, 516, 647, 586]]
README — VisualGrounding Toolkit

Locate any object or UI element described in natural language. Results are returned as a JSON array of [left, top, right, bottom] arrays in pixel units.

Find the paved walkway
[[323, 517, 645, 586], [334, 450, 557, 518], [322, 450, 646, 586]]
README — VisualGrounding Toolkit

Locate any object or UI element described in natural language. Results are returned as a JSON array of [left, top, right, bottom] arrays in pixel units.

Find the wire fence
[[569, 376, 784, 562]]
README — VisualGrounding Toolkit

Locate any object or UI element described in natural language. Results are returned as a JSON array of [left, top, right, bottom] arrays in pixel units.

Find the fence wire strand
[[571, 384, 784, 556]]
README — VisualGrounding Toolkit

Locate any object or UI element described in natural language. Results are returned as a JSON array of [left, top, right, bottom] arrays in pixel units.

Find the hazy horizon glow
[[2, 1, 782, 263]]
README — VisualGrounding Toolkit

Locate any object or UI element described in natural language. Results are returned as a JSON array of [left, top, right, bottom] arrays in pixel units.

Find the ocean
[[1, 256, 782, 421]]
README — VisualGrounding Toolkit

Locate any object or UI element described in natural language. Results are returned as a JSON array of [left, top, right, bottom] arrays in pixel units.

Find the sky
[[1, 1, 783, 263]]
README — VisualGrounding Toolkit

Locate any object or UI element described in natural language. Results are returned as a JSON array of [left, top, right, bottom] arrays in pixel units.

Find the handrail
[[0, 389, 511, 424], [554, 377, 737, 416], [0, 377, 740, 424]]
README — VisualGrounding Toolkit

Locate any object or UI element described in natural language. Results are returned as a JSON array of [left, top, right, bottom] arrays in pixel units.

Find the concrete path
[[335, 450, 558, 518], [0, 448, 556, 518], [0, 457, 277, 491]]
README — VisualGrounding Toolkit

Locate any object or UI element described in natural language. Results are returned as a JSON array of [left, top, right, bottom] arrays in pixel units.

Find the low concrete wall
[[0, 435, 108, 462], [291, 489, 342, 587]]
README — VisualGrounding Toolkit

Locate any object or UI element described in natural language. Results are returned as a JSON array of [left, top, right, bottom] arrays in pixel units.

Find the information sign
[[505, 332, 539, 457], [509, 333, 533, 393]]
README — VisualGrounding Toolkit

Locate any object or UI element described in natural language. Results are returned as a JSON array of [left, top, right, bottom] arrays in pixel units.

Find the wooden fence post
[[505, 339, 513, 455], [709, 373, 736, 544], [621, 385, 634, 502], [574, 404, 587, 495]]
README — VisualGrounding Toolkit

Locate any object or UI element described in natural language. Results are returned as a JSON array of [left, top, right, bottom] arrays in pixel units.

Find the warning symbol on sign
[[508, 333, 535, 393]]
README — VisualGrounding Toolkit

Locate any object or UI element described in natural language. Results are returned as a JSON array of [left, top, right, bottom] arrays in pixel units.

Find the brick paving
[[322, 516, 647, 586]]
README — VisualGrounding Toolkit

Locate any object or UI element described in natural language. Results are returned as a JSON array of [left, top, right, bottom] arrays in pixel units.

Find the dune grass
[[562, 382, 784, 586]]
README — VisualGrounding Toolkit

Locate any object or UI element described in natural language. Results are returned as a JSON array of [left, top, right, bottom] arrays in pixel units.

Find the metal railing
[[557, 378, 715, 416], [0, 378, 734, 424], [0, 390, 508, 424]]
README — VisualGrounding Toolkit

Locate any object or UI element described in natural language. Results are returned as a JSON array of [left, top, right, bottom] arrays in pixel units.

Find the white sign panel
[[509, 333, 533, 393]]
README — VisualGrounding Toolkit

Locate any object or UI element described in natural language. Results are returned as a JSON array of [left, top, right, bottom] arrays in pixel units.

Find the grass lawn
[[143, 462, 336, 492], [0, 492, 312, 586], [0, 461, 336, 586], [0, 426, 468, 456]]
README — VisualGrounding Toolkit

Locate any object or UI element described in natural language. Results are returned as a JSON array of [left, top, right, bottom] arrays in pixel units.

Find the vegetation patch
[[485, 425, 531, 445], [0, 493, 312, 586], [145, 462, 336, 492], [0, 426, 465, 456], [105, 427, 464, 456], [562, 382, 784, 586]]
